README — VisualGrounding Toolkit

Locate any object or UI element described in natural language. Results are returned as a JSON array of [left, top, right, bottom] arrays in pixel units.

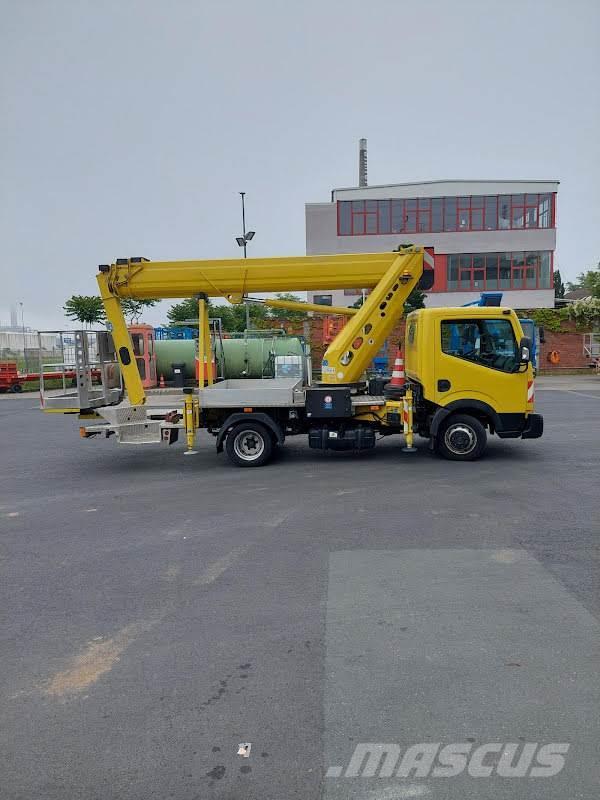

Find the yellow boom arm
[[250, 296, 358, 317], [98, 252, 417, 299], [96, 248, 432, 403], [321, 247, 430, 384]]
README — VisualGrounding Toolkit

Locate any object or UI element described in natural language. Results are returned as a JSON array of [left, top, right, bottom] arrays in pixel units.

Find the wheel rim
[[233, 429, 265, 462], [444, 423, 477, 455]]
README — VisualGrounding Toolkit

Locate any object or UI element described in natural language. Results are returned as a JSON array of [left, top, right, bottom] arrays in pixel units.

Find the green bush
[[566, 298, 600, 327], [517, 304, 599, 332]]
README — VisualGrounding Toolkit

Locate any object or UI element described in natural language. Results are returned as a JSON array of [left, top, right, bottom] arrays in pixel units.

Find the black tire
[[225, 421, 273, 467], [10, 383, 23, 393], [436, 413, 487, 461]]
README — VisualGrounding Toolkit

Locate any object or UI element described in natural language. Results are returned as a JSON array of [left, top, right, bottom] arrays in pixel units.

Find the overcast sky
[[1, 0, 599, 330]]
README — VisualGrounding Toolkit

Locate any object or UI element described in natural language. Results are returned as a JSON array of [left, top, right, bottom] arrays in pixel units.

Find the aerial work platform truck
[[40, 246, 542, 466]]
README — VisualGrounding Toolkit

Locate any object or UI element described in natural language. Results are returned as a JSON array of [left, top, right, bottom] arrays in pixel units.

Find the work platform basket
[[39, 330, 122, 412]]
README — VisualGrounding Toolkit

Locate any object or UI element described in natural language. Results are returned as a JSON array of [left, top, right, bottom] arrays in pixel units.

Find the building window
[[338, 201, 351, 234], [337, 192, 555, 235], [431, 198, 443, 231], [446, 251, 552, 291], [391, 199, 404, 233], [417, 197, 430, 232], [313, 294, 333, 306], [538, 195, 552, 228], [378, 200, 390, 234]]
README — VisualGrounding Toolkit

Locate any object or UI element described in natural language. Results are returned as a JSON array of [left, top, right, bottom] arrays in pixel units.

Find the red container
[[0, 362, 22, 392]]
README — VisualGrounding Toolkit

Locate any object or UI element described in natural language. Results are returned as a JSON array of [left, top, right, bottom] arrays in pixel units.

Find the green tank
[[155, 340, 196, 380], [155, 335, 304, 380]]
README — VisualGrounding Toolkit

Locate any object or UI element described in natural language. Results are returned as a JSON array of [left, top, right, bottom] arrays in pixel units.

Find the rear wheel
[[225, 421, 273, 467], [10, 383, 23, 393], [436, 413, 487, 461]]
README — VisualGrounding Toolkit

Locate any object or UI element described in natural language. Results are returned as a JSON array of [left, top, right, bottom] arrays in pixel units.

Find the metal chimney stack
[[359, 138, 368, 187]]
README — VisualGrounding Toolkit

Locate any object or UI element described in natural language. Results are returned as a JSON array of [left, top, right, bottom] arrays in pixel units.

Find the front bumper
[[495, 412, 544, 439], [521, 412, 544, 439]]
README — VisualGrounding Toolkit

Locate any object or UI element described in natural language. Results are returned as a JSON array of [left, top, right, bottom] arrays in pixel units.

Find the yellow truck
[[41, 246, 542, 466]]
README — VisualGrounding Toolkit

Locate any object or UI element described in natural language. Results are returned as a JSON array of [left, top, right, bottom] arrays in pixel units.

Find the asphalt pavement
[[1, 376, 599, 799]]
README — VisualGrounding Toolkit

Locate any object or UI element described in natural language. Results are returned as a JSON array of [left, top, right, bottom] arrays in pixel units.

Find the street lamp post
[[235, 192, 256, 331], [19, 302, 26, 371], [241, 191, 247, 259]]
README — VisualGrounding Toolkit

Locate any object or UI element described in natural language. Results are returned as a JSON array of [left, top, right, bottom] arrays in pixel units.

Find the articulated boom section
[[321, 247, 430, 384]]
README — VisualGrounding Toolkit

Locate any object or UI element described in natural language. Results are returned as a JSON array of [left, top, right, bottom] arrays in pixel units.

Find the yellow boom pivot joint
[[321, 246, 431, 384]]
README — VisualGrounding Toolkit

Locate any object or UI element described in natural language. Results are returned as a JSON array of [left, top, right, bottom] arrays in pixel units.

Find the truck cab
[[405, 307, 542, 459]]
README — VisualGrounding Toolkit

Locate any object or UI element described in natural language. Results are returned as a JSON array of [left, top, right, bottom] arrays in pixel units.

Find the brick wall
[[537, 321, 593, 371]]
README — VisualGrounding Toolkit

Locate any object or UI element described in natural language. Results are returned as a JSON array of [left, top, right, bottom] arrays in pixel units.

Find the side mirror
[[538, 326, 546, 343], [520, 336, 532, 364]]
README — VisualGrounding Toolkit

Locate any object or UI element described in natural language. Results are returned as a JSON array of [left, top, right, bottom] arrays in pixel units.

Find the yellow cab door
[[433, 310, 528, 413]]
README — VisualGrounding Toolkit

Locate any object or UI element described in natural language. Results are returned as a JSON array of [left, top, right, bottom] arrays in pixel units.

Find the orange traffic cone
[[159, 373, 166, 389], [384, 346, 407, 397]]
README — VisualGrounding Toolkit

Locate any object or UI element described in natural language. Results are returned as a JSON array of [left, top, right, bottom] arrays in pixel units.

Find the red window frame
[[446, 251, 553, 291], [417, 197, 430, 233], [455, 195, 484, 231], [337, 193, 556, 236]]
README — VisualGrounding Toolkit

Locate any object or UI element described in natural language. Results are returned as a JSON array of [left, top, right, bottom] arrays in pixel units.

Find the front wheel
[[225, 421, 273, 467], [10, 383, 23, 393], [436, 413, 487, 461]]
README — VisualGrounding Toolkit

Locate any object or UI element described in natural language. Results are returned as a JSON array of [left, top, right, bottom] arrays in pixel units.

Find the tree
[[166, 297, 202, 326], [266, 293, 308, 322], [553, 270, 565, 299], [403, 286, 427, 314], [215, 302, 268, 331], [166, 297, 268, 332], [566, 262, 600, 297], [120, 298, 157, 324], [63, 295, 106, 326], [581, 263, 600, 298]]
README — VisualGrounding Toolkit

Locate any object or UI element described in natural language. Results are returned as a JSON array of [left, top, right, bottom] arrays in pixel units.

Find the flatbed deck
[[197, 377, 305, 407]]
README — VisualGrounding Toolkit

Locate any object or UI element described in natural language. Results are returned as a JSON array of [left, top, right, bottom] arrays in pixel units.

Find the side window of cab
[[441, 319, 519, 373], [407, 321, 417, 346]]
